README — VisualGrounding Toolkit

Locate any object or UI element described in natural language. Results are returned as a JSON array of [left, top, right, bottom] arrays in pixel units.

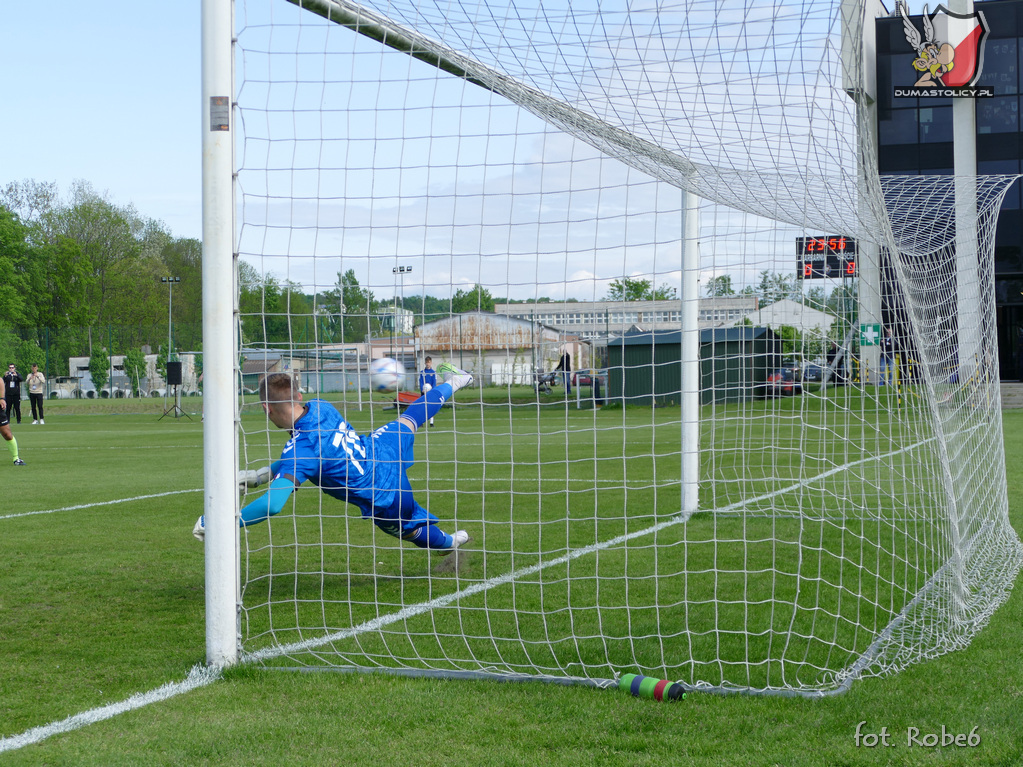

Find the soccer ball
[[370, 357, 405, 393]]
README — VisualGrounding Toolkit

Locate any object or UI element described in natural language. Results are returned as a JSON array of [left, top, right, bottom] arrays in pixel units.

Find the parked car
[[571, 370, 594, 386], [766, 367, 802, 397], [802, 364, 824, 383]]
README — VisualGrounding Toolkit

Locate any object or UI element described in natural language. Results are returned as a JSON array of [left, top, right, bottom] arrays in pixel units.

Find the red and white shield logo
[[930, 5, 989, 87]]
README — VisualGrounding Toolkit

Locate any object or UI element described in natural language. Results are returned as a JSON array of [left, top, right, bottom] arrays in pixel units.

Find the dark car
[[766, 367, 802, 397], [802, 364, 824, 383]]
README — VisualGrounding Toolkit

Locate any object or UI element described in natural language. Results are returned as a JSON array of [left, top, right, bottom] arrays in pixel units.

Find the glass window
[[977, 97, 1020, 134], [879, 109, 919, 145], [919, 107, 953, 143], [977, 39, 1017, 94], [979, 159, 1021, 209]]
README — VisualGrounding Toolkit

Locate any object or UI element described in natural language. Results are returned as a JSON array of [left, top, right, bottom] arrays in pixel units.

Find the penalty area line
[[0, 489, 202, 521]]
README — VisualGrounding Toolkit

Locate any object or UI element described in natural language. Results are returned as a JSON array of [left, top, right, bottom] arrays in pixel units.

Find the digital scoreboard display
[[796, 236, 857, 279]]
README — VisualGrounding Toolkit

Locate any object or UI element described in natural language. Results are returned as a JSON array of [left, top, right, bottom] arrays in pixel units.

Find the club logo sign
[[895, 3, 993, 97]]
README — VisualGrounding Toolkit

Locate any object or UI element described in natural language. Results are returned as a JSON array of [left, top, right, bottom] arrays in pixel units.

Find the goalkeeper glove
[[238, 465, 272, 488]]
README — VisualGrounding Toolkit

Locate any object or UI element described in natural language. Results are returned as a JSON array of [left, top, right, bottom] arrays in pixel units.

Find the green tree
[[321, 269, 377, 343], [754, 270, 800, 307], [451, 284, 495, 313], [804, 285, 827, 311], [0, 206, 37, 328], [159, 238, 203, 350], [123, 347, 148, 396], [826, 283, 858, 337], [605, 276, 676, 301], [605, 277, 652, 301], [155, 344, 170, 383], [705, 275, 735, 297], [651, 282, 678, 300], [35, 236, 95, 330], [89, 346, 110, 393]]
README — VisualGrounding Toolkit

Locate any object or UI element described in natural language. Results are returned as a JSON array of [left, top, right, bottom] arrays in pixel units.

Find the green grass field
[[1, 394, 1021, 765]]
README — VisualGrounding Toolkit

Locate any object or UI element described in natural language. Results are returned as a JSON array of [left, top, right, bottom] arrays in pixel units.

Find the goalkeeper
[[193, 365, 473, 554]]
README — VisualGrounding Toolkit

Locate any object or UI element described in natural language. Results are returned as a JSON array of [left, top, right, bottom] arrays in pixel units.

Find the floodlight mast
[[161, 276, 180, 361], [201, 0, 240, 668]]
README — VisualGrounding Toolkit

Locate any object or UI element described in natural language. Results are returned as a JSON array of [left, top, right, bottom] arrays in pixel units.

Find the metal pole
[[681, 190, 701, 519], [202, 0, 239, 668]]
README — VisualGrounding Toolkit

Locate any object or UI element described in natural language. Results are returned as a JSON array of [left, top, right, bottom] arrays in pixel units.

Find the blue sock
[[401, 384, 452, 429], [405, 524, 452, 550]]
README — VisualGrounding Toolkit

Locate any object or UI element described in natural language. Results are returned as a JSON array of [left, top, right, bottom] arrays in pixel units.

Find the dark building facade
[[877, 0, 1023, 378]]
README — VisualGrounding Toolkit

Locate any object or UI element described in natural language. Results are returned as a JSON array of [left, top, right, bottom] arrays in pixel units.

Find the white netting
[[228, 0, 1023, 695]]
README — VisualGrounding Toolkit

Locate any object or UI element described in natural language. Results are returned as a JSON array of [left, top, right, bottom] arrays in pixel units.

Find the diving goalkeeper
[[193, 364, 473, 554]]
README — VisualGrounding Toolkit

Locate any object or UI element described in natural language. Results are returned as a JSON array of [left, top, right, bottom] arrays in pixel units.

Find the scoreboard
[[796, 236, 857, 279]]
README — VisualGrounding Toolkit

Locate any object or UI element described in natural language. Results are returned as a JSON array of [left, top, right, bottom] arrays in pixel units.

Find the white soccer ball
[[370, 357, 405, 393]]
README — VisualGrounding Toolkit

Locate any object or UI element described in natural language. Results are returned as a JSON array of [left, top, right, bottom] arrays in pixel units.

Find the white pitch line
[[0, 489, 202, 521], [0, 434, 934, 752], [0, 665, 223, 754]]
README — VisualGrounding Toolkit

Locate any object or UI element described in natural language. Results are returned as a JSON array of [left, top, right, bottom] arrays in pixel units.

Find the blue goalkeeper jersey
[[274, 399, 413, 517], [419, 366, 437, 393]]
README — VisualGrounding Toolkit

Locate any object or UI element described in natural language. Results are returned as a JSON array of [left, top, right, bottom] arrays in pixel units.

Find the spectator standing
[[27, 364, 45, 424], [3, 364, 23, 424], [880, 327, 897, 386], [554, 348, 572, 395]]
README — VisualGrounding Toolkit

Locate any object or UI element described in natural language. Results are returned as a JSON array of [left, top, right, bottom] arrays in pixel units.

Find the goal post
[[200, 0, 1023, 695], [201, 0, 240, 668]]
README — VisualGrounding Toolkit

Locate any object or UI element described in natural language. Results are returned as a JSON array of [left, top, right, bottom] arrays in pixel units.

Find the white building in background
[[729, 298, 835, 335], [378, 306, 415, 335], [67, 352, 202, 398], [415, 311, 580, 385], [494, 296, 758, 340]]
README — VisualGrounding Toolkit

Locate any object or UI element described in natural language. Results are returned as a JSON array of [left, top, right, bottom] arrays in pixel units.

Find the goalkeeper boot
[[13, 458, 26, 466], [437, 363, 473, 392], [193, 515, 205, 542], [437, 530, 470, 556]]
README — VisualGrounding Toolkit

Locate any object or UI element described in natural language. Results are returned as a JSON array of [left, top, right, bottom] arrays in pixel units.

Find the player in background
[[554, 348, 572, 395], [193, 363, 474, 554], [419, 356, 438, 426], [0, 375, 25, 465]]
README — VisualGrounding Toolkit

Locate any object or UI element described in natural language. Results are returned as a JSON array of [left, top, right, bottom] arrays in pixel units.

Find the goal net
[[214, 0, 1023, 695]]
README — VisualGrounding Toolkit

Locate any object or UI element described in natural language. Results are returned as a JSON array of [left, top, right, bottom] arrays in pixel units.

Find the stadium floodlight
[[200, 0, 1023, 695], [160, 277, 181, 360]]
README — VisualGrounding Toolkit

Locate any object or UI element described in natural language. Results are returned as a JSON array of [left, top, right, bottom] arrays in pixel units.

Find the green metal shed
[[606, 327, 782, 405]]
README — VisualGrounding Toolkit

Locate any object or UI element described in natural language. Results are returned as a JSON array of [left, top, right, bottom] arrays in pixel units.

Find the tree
[[155, 344, 170, 384], [605, 277, 652, 301], [754, 270, 800, 307], [160, 238, 203, 350], [0, 206, 37, 328], [451, 284, 495, 313], [89, 346, 110, 393], [705, 275, 735, 297], [605, 276, 677, 301], [803, 285, 827, 311], [651, 282, 678, 300], [123, 347, 148, 396], [319, 269, 378, 343], [826, 283, 858, 336]]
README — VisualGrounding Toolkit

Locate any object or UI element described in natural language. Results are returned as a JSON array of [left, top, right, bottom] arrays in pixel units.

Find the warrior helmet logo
[[900, 3, 989, 88]]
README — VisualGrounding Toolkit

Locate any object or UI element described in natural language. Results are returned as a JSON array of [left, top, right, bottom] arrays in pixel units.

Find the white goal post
[[201, 0, 1023, 695]]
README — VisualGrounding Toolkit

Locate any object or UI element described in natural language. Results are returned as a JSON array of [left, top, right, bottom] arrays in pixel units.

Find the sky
[[1, 1, 934, 299], [2, 2, 202, 239]]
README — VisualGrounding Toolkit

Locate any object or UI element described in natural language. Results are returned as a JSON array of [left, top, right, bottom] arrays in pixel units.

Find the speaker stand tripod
[[159, 384, 192, 420]]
